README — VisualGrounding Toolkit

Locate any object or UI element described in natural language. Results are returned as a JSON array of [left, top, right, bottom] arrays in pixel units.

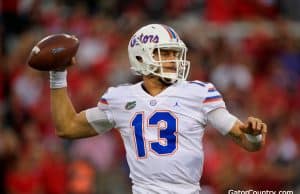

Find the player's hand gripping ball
[[27, 34, 79, 71]]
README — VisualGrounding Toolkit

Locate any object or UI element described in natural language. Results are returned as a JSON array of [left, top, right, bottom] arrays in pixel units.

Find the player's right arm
[[50, 69, 114, 139], [51, 87, 98, 139]]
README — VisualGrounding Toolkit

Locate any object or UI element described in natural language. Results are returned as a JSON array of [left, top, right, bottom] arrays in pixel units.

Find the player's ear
[[152, 48, 158, 58], [136, 56, 143, 62]]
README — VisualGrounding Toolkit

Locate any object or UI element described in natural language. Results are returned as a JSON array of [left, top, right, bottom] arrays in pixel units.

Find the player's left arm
[[227, 117, 267, 152], [207, 108, 267, 152]]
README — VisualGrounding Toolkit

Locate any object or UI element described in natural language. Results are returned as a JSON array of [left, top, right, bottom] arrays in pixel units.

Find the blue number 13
[[131, 111, 178, 158]]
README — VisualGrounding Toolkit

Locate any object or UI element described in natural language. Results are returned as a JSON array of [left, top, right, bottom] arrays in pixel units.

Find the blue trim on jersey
[[208, 88, 217, 92], [205, 95, 222, 100], [189, 81, 206, 87]]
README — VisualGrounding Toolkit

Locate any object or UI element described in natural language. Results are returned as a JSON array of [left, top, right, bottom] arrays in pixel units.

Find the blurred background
[[1, 0, 300, 193]]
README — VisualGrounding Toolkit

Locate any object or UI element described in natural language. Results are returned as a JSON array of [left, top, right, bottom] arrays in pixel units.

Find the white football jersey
[[94, 80, 226, 194]]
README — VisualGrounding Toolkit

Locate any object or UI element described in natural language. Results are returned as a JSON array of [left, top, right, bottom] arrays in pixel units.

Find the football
[[27, 34, 79, 71]]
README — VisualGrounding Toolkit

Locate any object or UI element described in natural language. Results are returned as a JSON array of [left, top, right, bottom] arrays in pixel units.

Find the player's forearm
[[49, 70, 99, 139], [228, 131, 262, 152], [50, 88, 77, 137]]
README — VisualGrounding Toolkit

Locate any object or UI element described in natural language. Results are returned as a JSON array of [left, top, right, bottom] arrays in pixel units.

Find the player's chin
[[159, 77, 176, 86]]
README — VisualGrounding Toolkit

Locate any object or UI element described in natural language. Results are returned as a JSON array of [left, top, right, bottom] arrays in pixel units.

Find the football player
[[50, 24, 267, 194]]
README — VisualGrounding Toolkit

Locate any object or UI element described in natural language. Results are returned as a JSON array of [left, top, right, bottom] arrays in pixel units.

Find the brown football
[[27, 34, 79, 71]]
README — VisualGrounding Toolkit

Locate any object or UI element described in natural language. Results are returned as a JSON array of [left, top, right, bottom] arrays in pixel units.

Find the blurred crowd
[[1, 0, 300, 194]]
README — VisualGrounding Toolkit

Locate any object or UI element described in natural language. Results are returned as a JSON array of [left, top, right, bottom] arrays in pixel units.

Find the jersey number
[[131, 111, 178, 158]]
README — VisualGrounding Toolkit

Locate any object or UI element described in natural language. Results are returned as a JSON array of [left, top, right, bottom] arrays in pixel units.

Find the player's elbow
[[54, 123, 76, 139], [55, 126, 72, 139], [55, 129, 79, 139], [55, 130, 69, 138]]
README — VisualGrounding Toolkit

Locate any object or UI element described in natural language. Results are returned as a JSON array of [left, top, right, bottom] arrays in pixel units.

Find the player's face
[[153, 49, 179, 73]]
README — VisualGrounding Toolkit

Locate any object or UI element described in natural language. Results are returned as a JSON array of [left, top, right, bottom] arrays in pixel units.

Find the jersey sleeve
[[201, 83, 226, 114], [97, 88, 116, 124], [85, 107, 114, 134], [85, 87, 117, 134], [207, 108, 238, 135]]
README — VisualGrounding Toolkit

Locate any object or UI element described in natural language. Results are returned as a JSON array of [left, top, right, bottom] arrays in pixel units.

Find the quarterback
[[50, 24, 267, 194]]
